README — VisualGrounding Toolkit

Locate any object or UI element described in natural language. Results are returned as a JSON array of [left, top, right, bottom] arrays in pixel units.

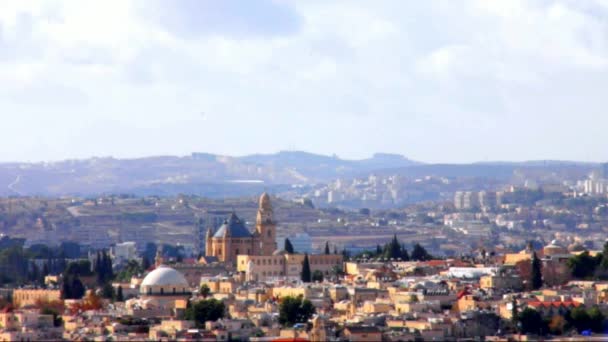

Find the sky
[[0, 0, 607, 164]]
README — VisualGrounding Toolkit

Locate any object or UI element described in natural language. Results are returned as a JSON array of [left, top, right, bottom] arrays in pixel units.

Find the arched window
[[235, 248, 240, 255], [267, 230, 271, 237], [173, 288, 176, 294], [160, 288, 164, 295]]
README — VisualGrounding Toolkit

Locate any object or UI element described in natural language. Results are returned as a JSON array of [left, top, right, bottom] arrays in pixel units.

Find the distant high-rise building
[[454, 191, 464, 209], [479, 191, 498, 209], [462, 192, 479, 210]]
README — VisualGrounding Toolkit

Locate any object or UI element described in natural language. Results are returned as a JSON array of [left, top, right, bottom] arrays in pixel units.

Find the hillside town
[[1, 191, 608, 341]]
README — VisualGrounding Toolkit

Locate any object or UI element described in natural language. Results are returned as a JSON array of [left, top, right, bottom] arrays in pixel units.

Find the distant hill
[[0, 151, 596, 197], [0, 151, 419, 197]]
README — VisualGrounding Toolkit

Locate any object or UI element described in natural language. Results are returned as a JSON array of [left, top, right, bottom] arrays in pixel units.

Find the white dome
[[141, 265, 188, 287]]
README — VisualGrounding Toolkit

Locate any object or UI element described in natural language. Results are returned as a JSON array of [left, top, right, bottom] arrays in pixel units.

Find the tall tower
[[256, 193, 277, 255], [205, 227, 214, 257], [155, 247, 164, 267]]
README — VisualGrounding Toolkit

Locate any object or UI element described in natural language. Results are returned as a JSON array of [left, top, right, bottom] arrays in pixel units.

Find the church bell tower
[[256, 193, 277, 255]]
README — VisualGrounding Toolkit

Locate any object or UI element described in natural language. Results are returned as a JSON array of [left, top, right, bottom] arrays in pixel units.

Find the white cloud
[[0, 0, 607, 163]]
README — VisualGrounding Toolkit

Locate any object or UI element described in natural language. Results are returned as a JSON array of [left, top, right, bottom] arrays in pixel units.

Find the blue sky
[[0, 0, 607, 163]]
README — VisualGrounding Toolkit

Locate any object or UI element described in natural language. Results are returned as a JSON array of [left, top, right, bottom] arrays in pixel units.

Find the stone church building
[[205, 193, 278, 263]]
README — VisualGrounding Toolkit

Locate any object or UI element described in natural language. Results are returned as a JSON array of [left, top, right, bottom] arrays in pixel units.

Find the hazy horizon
[[2, 1, 608, 163], [0, 149, 603, 166]]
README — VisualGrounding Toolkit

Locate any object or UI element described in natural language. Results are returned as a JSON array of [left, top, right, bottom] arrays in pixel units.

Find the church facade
[[205, 193, 278, 263]]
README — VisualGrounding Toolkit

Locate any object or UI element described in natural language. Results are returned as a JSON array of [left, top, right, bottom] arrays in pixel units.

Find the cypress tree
[[401, 244, 410, 261], [324, 242, 330, 255], [104, 250, 113, 281], [301, 254, 311, 283], [95, 251, 103, 285], [42, 261, 49, 277], [530, 252, 542, 290], [142, 256, 151, 270], [62, 276, 72, 299], [384, 234, 401, 259], [284, 238, 295, 254], [600, 241, 608, 270], [71, 275, 85, 299], [411, 243, 431, 261], [116, 286, 124, 302]]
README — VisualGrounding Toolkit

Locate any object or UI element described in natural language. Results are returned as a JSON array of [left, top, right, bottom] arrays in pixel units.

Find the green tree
[[62, 275, 85, 300], [284, 238, 295, 254], [324, 242, 330, 255], [517, 308, 546, 335], [278, 295, 316, 326], [375, 245, 382, 256], [567, 251, 601, 279], [588, 306, 605, 333], [569, 306, 591, 332], [115, 286, 124, 302], [530, 252, 543, 290], [312, 270, 324, 282], [64, 260, 93, 277], [101, 282, 114, 300], [384, 234, 402, 259], [199, 284, 211, 298], [411, 243, 432, 261], [185, 299, 225, 328], [116, 260, 144, 282], [401, 244, 410, 261], [301, 254, 311, 282]]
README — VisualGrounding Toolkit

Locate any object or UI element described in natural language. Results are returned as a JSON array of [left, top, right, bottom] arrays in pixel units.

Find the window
[[268, 230, 271, 237], [235, 248, 240, 255], [160, 288, 164, 295], [173, 288, 176, 294]]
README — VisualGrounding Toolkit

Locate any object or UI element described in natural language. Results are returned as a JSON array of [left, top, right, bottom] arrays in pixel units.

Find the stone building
[[205, 193, 278, 263], [12, 289, 61, 308], [237, 252, 343, 282]]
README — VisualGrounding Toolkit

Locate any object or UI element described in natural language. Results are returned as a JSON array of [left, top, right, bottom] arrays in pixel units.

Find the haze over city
[[2, 0, 608, 163], [5, 1, 608, 341]]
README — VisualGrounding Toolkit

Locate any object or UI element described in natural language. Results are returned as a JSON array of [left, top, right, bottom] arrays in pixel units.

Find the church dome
[[544, 240, 567, 256], [140, 265, 189, 296], [213, 213, 252, 238], [141, 265, 188, 287], [568, 242, 585, 252]]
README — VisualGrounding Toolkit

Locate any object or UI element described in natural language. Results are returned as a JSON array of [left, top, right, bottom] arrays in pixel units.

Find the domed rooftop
[[213, 213, 252, 238], [273, 249, 288, 256], [546, 240, 563, 248], [141, 265, 188, 287], [568, 242, 585, 252]]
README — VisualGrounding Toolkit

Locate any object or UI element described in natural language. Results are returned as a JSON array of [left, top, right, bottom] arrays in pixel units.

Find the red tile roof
[[527, 301, 581, 308]]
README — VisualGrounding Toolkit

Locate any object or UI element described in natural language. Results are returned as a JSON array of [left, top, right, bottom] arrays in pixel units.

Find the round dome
[[568, 242, 585, 252], [273, 249, 288, 256], [141, 265, 188, 287]]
